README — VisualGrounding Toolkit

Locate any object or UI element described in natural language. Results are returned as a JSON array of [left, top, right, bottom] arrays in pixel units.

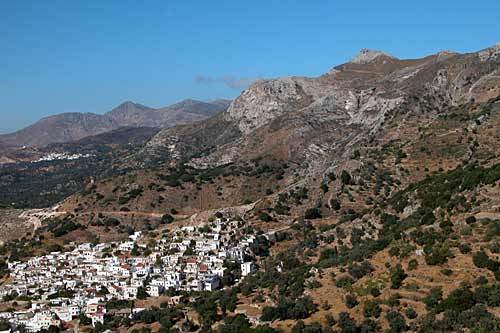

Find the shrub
[[260, 296, 316, 321], [465, 216, 477, 224], [320, 182, 329, 193], [345, 294, 358, 309], [459, 243, 472, 254], [407, 259, 418, 270], [363, 300, 381, 318], [369, 286, 381, 297], [389, 247, 400, 257], [335, 276, 354, 289], [473, 251, 491, 268], [338, 312, 357, 333], [305, 208, 322, 220], [390, 264, 407, 289], [424, 244, 452, 265], [330, 198, 341, 211], [385, 311, 407, 333], [475, 276, 489, 285], [259, 212, 273, 222], [359, 319, 379, 333], [340, 170, 352, 185], [404, 307, 417, 319], [348, 261, 374, 280], [439, 285, 475, 312], [423, 287, 443, 310], [160, 214, 174, 224]]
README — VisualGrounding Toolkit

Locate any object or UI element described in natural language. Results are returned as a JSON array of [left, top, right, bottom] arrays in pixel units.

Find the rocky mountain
[[0, 99, 231, 148], [139, 45, 500, 169], [1, 45, 500, 332], [46, 44, 499, 222]]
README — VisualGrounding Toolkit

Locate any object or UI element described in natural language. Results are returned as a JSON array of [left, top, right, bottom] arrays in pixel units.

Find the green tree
[[390, 264, 407, 289]]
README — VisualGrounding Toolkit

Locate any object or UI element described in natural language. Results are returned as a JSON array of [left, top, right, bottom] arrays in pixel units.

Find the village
[[0, 216, 260, 332]]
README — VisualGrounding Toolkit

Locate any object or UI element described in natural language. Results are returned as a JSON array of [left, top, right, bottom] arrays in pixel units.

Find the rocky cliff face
[[143, 45, 500, 171]]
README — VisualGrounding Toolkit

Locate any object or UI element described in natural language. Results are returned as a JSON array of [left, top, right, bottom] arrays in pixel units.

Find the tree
[[304, 208, 322, 220], [340, 170, 352, 185], [423, 287, 442, 310], [161, 214, 174, 224], [363, 300, 381, 318], [390, 264, 407, 289], [320, 182, 329, 193], [79, 313, 92, 326], [259, 212, 272, 222], [136, 286, 148, 300], [404, 307, 417, 319], [345, 294, 358, 308], [330, 198, 341, 211], [338, 312, 357, 333], [473, 251, 490, 268], [0, 320, 10, 331], [386, 311, 407, 333], [465, 215, 477, 224]]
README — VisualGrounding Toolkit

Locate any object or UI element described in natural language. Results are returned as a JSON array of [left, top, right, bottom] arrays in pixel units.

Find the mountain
[[0, 99, 231, 148], [2, 45, 500, 332], [140, 45, 500, 167], [48, 44, 500, 222]]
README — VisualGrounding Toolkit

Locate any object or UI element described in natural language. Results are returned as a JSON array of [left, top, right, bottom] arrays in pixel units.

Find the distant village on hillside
[[0, 216, 264, 332]]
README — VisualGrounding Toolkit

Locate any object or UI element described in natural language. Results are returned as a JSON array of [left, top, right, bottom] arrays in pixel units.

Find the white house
[[241, 262, 256, 277]]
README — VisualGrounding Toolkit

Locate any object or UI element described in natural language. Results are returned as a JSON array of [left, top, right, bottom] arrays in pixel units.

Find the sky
[[0, 1, 499, 133]]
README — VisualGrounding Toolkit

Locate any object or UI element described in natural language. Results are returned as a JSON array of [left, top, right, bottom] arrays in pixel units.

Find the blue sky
[[1, 0, 499, 133]]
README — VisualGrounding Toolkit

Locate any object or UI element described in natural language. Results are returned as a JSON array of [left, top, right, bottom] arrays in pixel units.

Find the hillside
[[0, 45, 499, 332]]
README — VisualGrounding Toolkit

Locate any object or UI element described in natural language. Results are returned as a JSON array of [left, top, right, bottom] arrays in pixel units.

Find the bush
[[259, 212, 273, 222], [466, 216, 477, 224], [407, 259, 418, 270], [472, 251, 499, 272], [330, 199, 341, 211], [424, 244, 452, 265], [345, 294, 358, 308], [390, 264, 407, 289], [335, 276, 354, 289], [439, 285, 475, 312], [348, 261, 374, 280], [0, 320, 10, 331], [459, 243, 472, 254], [341, 170, 352, 185], [338, 312, 357, 333], [260, 296, 316, 321], [385, 311, 407, 333], [160, 214, 174, 224], [423, 287, 443, 310], [359, 318, 379, 333], [304, 208, 322, 220], [404, 307, 417, 319], [363, 300, 381, 318]]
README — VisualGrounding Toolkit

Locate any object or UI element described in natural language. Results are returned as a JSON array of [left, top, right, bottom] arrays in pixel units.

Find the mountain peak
[[349, 48, 397, 64], [113, 101, 151, 111]]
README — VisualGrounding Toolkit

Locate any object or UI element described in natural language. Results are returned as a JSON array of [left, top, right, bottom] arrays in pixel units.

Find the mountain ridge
[[0, 99, 231, 148]]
